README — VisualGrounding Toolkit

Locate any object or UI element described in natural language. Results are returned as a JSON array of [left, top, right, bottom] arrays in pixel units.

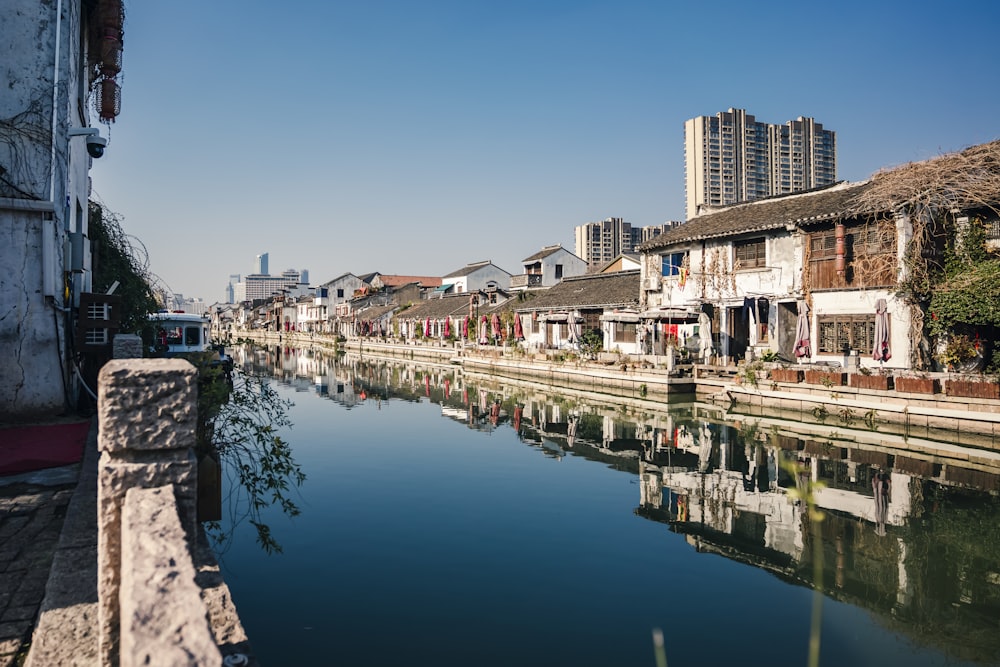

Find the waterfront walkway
[[0, 419, 93, 667]]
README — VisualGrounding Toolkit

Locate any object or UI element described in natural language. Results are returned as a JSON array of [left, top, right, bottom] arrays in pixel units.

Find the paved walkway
[[0, 450, 83, 666], [1, 417, 256, 666]]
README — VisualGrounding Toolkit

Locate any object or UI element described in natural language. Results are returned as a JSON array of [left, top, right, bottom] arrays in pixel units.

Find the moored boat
[[149, 311, 233, 376]]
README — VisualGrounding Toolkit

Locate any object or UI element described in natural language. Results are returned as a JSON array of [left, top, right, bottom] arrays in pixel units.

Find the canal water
[[215, 345, 1000, 667]]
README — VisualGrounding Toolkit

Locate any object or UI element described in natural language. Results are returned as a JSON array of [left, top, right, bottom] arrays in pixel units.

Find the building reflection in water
[[231, 344, 1000, 664]]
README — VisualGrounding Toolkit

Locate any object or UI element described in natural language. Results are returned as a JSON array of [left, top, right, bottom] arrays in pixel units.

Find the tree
[[89, 201, 159, 334]]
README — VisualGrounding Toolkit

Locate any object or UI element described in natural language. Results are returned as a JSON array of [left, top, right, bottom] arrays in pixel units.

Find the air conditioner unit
[[643, 276, 661, 291]]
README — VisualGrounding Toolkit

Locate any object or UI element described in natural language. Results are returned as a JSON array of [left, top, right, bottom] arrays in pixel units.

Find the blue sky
[[91, 0, 1000, 301]]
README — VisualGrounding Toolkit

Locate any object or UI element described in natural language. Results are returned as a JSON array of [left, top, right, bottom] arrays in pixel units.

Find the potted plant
[[945, 374, 1000, 399], [804, 368, 846, 386], [939, 334, 984, 373], [770, 365, 803, 383], [895, 372, 938, 394], [849, 366, 893, 390]]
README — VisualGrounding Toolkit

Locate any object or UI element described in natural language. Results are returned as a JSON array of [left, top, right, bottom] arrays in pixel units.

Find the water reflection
[[232, 344, 1000, 665]]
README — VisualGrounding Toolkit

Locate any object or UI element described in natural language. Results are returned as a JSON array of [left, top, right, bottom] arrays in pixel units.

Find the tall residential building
[[575, 218, 682, 270], [255, 252, 269, 276], [684, 108, 836, 219]]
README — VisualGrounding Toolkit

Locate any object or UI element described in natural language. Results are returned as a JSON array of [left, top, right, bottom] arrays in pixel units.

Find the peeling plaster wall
[[1, 0, 92, 418], [0, 205, 65, 416]]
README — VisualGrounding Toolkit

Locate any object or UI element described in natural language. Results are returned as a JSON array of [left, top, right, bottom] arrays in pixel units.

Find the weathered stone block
[[97, 450, 197, 667], [112, 334, 144, 359], [120, 486, 221, 667], [98, 359, 197, 453]]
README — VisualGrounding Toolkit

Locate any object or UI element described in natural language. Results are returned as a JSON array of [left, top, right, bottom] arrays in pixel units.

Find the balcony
[[510, 273, 543, 289]]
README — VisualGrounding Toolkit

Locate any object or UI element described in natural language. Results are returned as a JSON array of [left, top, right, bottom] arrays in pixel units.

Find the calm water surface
[[215, 347, 1000, 667]]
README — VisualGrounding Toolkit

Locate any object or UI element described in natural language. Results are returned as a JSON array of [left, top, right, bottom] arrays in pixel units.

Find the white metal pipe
[[48, 0, 64, 203]]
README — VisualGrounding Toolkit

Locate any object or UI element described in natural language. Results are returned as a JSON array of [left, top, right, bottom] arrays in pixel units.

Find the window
[[184, 326, 201, 346], [555, 264, 563, 279], [817, 315, 878, 354], [337, 288, 344, 298], [614, 322, 636, 343], [808, 221, 896, 290], [734, 238, 766, 269], [661, 252, 687, 277]]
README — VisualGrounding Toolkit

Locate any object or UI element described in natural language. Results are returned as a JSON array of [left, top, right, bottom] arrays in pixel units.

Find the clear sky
[[91, 0, 1000, 302]]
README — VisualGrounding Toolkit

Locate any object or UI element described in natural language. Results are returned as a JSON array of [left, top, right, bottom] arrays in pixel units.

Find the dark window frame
[[734, 237, 767, 269], [613, 321, 636, 343], [816, 315, 879, 354]]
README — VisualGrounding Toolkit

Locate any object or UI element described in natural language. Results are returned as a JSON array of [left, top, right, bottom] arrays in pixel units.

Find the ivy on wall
[[89, 201, 159, 335]]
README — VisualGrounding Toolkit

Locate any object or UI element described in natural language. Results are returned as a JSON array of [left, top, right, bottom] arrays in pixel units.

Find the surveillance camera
[[86, 135, 108, 159]]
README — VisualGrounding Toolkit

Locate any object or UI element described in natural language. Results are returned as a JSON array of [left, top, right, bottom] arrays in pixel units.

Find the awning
[[639, 308, 699, 321], [600, 312, 641, 323], [434, 283, 454, 293], [539, 313, 583, 323]]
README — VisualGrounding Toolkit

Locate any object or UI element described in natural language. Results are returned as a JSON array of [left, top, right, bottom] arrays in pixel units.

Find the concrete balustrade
[[97, 359, 219, 667]]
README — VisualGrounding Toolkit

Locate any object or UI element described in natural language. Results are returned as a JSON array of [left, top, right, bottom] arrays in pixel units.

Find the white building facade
[[1, 0, 120, 417]]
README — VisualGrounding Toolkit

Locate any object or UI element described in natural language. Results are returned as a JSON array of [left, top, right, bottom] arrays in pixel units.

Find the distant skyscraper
[[255, 252, 269, 276], [299, 269, 309, 285], [684, 108, 836, 219], [225, 274, 241, 303]]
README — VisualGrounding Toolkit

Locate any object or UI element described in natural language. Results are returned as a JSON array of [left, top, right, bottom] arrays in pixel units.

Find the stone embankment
[[242, 331, 1000, 443]]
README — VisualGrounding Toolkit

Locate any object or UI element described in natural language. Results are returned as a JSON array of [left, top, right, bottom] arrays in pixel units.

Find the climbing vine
[[846, 140, 1000, 370], [89, 201, 160, 335], [0, 96, 52, 200]]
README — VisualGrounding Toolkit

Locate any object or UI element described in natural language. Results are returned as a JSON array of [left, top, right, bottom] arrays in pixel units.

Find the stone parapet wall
[[96, 359, 234, 666], [120, 486, 221, 666]]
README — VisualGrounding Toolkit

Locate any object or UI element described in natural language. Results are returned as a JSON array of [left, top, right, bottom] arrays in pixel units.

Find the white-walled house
[[1, 0, 122, 417], [637, 181, 914, 370], [319, 272, 370, 330], [510, 245, 588, 291], [515, 271, 641, 353], [442, 261, 512, 295]]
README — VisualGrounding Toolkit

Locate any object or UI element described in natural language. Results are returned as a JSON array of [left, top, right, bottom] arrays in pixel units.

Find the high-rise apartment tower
[[574, 218, 681, 270], [684, 108, 836, 219]]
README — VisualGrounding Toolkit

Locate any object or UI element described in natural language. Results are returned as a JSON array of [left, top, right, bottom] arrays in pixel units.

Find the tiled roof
[[521, 245, 567, 262], [516, 271, 640, 311], [318, 272, 357, 286], [354, 303, 398, 320], [396, 294, 482, 320], [378, 275, 443, 287], [638, 181, 874, 252], [442, 261, 494, 278]]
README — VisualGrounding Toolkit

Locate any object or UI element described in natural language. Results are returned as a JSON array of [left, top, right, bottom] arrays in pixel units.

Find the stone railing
[[97, 358, 224, 667]]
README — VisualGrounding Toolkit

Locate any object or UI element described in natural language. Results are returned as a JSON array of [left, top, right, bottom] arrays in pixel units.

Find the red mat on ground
[[0, 420, 90, 476]]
